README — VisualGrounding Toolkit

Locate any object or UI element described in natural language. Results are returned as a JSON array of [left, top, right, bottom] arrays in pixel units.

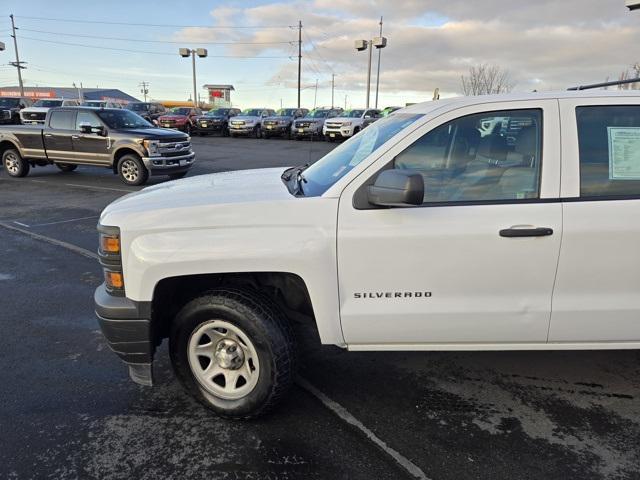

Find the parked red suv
[[158, 107, 202, 134]]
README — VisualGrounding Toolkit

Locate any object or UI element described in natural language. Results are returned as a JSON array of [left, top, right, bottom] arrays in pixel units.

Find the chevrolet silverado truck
[[95, 91, 640, 419], [193, 108, 241, 136], [292, 107, 343, 140], [1, 107, 194, 185], [0, 96, 33, 125], [228, 108, 276, 138], [262, 108, 308, 139], [322, 108, 382, 141], [20, 98, 80, 125]]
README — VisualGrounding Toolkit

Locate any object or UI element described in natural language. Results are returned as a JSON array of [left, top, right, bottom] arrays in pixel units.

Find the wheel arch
[[151, 271, 320, 346], [0, 138, 22, 157], [112, 146, 144, 174]]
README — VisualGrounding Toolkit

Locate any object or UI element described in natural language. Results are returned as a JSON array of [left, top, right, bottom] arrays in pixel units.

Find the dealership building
[[0, 86, 139, 104]]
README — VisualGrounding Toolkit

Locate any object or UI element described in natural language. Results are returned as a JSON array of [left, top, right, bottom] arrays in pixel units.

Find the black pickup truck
[[0, 107, 195, 185]]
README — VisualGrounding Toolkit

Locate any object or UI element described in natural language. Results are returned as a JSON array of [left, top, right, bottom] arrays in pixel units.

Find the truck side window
[[49, 111, 76, 130], [76, 111, 101, 130], [577, 105, 640, 198], [394, 109, 542, 203]]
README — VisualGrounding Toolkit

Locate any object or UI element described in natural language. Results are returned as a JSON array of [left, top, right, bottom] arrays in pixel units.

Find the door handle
[[44, 133, 53, 137], [71, 135, 81, 139], [499, 227, 554, 238]]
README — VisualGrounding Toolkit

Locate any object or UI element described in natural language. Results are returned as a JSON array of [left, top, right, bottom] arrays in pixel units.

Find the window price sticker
[[608, 127, 640, 180]]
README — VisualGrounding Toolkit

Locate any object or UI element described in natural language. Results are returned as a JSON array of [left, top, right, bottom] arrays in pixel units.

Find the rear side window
[[49, 111, 75, 130], [577, 105, 640, 198]]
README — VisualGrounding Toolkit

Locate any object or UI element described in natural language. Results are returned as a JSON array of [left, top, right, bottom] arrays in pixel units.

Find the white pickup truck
[[95, 91, 640, 419], [322, 108, 382, 140]]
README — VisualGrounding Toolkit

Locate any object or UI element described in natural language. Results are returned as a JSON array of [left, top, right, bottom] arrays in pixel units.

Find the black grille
[[1, 110, 11, 120], [27, 112, 46, 121]]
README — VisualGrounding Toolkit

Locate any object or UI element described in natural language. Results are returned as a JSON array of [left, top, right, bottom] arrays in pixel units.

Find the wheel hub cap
[[214, 339, 244, 370]]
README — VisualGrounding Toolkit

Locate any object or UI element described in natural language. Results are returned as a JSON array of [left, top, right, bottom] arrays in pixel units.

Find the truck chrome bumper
[[142, 152, 195, 175], [94, 283, 155, 386]]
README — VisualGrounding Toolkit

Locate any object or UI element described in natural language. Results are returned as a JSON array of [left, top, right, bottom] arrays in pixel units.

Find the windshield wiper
[[281, 163, 309, 196]]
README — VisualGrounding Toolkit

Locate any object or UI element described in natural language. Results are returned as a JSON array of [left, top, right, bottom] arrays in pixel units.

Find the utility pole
[[10, 14, 25, 97], [179, 48, 207, 108], [374, 16, 383, 109], [191, 52, 197, 108], [365, 41, 373, 108], [344, 94, 347, 110], [313, 78, 318, 109], [331, 73, 335, 108], [297, 20, 302, 108], [139, 81, 149, 102]]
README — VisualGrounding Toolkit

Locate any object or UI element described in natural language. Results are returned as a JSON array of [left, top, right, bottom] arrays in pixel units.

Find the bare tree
[[460, 64, 515, 96], [617, 63, 640, 90]]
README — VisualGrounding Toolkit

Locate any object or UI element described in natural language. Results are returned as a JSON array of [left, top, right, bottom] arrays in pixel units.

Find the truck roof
[[402, 90, 640, 115]]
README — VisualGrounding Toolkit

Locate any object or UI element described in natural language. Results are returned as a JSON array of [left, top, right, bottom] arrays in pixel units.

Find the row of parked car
[[0, 95, 401, 141], [150, 105, 401, 140]]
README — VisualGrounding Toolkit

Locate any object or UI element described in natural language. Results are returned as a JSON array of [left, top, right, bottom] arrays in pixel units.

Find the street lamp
[[179, 48, 208, 108], [355, 37, 387, 108]]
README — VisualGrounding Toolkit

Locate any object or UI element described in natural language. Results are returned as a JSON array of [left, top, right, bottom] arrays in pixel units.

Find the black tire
[[185, 123, 193, 135], [353, 127, 361, 135], [117, 154, 149, 186], [170, 289, 296, 419], [56, 163, 77, 172], [253, 126, 261, 139], [169, 172, 188, 180], [263, 133, 270, 139], [2, 148, 29, 177], [222, 124, 230, 137]]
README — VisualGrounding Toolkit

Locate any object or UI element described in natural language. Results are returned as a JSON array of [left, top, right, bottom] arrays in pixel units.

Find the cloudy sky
[[0, 0, 638, 108]]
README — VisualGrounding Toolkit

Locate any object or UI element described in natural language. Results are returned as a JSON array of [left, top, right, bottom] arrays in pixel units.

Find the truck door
[[72, 110, 110, 165], [337, 100, 563, 347], [549, 99, 640, 342], [45, 110, 76, 161]]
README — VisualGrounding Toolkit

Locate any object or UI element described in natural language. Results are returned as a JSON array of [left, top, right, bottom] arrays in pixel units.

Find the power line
[[15, 15, 293, 29], [19, 35, 294, 58], [18, 28, 293, 45], [303, 31, 334, 74]]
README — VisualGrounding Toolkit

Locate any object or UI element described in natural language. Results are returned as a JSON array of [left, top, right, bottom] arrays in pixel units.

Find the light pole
[[179, 48, 208, 108], [355, 36, 387, 108]]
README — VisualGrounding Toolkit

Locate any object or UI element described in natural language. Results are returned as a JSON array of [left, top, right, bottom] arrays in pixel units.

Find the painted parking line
[[0, 222, 98, 260], [0, 222, 426, 479], [297, 377, 430, 480], [29, 215, 99, 228], [63, 183, 133, 193]]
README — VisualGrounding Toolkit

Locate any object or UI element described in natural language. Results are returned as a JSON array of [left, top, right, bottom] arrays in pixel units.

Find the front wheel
[[2, 148, 29, 177], [56, 163, 77, 172], [170, 289, 296, 419], [117, 154, 149, 186]]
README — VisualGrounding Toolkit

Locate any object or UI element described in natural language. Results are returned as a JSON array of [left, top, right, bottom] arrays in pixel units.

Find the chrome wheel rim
[[120, 159, 139, 182], [188, 320, 260, 400], [4, 152, 20, 174]]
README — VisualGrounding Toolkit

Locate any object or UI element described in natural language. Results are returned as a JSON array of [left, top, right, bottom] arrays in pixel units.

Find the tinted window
[[96, 110, 152, 129], [577, 105, 640, 198], [49, 110, 76, 130], [76, 111, 101, 129], [394, 109, 542, 203]]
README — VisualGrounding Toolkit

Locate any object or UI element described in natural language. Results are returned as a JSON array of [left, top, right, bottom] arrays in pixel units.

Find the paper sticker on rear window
[[607, 127, 640, 180]]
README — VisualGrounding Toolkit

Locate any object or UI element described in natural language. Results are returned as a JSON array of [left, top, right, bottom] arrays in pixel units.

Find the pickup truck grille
[[0, 110, 11, 120], [263, 120, 278, 127], [24, 112, 46, 121], [157, 140, 191, 157], [325, 122, 342, 129], [295, 121, 312, 128], [230, 120, 245, 126]]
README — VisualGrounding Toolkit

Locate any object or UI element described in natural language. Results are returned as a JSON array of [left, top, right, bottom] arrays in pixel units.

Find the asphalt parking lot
[[1, 135, 639, 480]]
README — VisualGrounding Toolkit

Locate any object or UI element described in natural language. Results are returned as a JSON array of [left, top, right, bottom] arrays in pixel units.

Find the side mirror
[[79, 123, 93, 134], [368, 169, 424, 207]]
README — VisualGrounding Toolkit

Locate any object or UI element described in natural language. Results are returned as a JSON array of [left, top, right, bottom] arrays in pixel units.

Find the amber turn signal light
[[101, 235, 120, 254], [105, 271, 124, 290]]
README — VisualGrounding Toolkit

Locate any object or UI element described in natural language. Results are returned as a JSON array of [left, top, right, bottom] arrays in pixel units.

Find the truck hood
[[158, 115, 188, 121], [100, 167, 295, 223], [114, 127, 189, 139], [21, 107, 53, 114], [231, 115, 260, 122], [327, 116, 362, 123]]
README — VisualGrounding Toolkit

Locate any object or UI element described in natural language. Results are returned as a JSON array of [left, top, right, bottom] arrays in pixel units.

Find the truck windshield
[[299, 113, 423, 196], [310, 110, 329, 118], [169, 108, 191, 115], [345, 110, 365, 118], [0, 98, 20, 107], [277, 109, 297, 116], [96, 110, 153, 129], [126, 103, 150, 112], [241, 109, 262, 116], [33, 100, 63, 108], [207, 109, 229, 116]]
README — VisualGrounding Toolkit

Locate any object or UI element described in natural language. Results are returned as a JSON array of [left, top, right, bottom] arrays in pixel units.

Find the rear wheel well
[[151, 272, 319, 346], [112, 148, 141, 173], [0, 140, 20, 157]]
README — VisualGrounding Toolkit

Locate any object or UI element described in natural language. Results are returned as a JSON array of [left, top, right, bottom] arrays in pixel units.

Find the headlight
[[142, 139, 160, 155], [98, 226, 124, 295]]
